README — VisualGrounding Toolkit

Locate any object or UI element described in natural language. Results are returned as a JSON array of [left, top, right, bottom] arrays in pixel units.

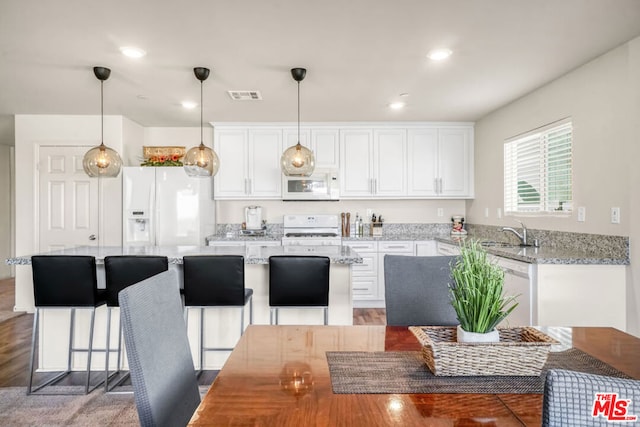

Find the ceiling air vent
[[227, 90, 262, 101]]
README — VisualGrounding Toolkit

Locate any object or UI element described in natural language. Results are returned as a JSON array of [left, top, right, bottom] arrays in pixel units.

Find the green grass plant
[[449, 240, 519, 334]]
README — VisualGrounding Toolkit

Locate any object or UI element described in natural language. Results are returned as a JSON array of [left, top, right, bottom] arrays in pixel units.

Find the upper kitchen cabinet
[[340, 128, 406, 198], [283, 127, 340, 169], [214, 127, 283, 199], [407, 126, 474, 198]]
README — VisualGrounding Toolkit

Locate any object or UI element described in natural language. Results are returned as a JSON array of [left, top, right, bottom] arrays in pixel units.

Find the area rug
[[0, 386, 211, 426], [326, 348, 631, 394]]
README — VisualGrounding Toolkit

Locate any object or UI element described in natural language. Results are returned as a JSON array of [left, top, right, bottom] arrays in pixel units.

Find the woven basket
[[409, 326, 558, 376]]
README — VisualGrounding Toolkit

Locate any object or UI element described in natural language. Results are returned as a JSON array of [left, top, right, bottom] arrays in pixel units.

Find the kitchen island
[[7, 245, 362, 371]]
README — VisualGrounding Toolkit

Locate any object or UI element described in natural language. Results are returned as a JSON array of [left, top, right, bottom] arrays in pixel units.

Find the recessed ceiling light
[[427, 48, 452, 61], [120, 46, 146, 58], [389, 102, 405, 110], [181, 101, 197, 109]]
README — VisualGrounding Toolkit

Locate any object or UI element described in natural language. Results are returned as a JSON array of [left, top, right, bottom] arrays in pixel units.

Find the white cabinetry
[[345, 240, 414, 308], [283, 127, 340, 170], [415, 241, 437, 256], [407, 127, 473, 198], [340, 129, 406, 198], [213, 128, 282, 199], [342, 241, 379, 305]]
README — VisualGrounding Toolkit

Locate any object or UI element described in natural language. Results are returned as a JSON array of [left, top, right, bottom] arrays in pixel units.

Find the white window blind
[[504, 119, 572, 214]]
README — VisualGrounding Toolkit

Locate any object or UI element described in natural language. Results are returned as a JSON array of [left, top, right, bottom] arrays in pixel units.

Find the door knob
[[88, 234, 96, 241]]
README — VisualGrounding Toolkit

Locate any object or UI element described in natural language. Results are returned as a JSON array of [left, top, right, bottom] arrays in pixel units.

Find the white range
[[281, 214, 342, 246]]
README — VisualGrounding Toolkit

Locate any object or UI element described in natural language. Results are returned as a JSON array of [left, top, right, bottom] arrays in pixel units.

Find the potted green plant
[[449, 240, 519, 343]]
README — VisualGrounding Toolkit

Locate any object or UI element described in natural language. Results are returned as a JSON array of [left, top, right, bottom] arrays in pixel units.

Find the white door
[[213, 129, 249, 198], [311, 128, 340, 169], [438, 128, 472, 197], [248, 129, 282, 198], [340, 129, 374, 197], [38, 146, 99, 251], [407, 129, 439, 196], [374, 129, 406, 196]]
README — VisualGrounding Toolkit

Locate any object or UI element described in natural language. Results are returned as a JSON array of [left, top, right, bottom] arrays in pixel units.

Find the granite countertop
[[6, 245, 363, 266], [434, 236, 629, 265]]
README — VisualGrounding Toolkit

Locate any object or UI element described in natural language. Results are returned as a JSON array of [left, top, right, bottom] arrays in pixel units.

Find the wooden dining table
[[188, 325, 640, 426]]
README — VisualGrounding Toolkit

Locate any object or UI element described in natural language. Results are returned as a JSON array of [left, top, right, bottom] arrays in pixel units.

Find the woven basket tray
[[409, 326, 558, 376]]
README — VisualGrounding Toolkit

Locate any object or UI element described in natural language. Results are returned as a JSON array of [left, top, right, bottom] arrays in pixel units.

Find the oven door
[[282, 170, 339, 200]]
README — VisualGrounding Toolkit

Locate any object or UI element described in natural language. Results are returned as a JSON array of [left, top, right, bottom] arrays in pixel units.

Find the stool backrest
[[183, 255, 245, 306], [269, 256, 330, 307], [31, 255, 99, 307], [118, 269, 200, 427], [384, 255, 459, 326], [104, 256, 168, 306]]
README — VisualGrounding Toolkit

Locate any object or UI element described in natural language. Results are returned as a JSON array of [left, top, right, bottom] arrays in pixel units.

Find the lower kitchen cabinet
[[344, 240, 414, 308]]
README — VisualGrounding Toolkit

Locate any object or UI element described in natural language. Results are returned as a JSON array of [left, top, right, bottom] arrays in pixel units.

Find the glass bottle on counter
[[355, 213, 364, 237]]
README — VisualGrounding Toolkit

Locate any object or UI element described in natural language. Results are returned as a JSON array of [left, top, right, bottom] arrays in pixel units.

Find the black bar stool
[[29, 255, 106, 395], [103, 255, 168, 392], [268, 256, 330, 325], [183, 255, 252, 373]]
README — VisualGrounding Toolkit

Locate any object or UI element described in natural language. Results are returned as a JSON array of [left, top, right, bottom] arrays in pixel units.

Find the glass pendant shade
[[281, 142, 315, 176], [282, 67, 315, 177], [184, 66, 219, 178], [83, 142, 123, 177], [83, 66, 122, 178], [184, 142, 220, 177]]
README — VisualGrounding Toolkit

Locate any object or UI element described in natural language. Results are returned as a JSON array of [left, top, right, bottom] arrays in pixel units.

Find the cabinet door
[[438, 128, 472, 197], [283, 128, 311, 151], [248, 129, 283, 198], [374, 129, 406, 196], [407, 129, 438, 196], [214, 129, 249, 198], [340, 129, 374, 197], [311, 128, 340, 169]]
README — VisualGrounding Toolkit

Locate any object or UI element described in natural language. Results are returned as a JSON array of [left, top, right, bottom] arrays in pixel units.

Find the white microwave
[[282, 169, 340, 201]]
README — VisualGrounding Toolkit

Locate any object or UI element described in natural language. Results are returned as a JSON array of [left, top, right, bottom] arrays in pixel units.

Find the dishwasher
[[436, 241, 536, 326]]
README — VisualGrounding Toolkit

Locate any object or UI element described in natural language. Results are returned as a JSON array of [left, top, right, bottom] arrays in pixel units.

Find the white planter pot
[[456, 325, 500, 343]]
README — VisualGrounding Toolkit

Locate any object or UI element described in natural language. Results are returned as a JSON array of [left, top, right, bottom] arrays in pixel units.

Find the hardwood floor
[[0, 278, 386, 387]]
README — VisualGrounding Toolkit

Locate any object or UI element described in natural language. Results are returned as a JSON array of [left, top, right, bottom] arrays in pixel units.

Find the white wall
[[216, 199, 466, 225], [0, 145, 12, 279], [13, 115, 138, 311], [468, 37, 640, 336]]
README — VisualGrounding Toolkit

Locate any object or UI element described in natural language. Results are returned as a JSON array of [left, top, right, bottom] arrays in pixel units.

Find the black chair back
[[183, 255, 245, 306], [269, 256, 330, 307], [31, 255, 101, 307], [104, 256, 168, 306]]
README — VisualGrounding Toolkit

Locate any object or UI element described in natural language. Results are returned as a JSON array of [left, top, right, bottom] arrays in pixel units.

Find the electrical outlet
[[484, 207, 489, 218], [497, 208, 502, 219], [611, 207, 620, 224], [577, 207, 586, 222], [437, 208, 444, 217]]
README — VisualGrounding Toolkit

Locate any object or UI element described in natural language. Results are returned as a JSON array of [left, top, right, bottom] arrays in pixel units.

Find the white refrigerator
[[122, 167, 215, 246]]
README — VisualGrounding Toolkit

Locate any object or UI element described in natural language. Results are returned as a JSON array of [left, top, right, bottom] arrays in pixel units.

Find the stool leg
[[85, 308, 96, 394], [249, 296, 253, 325], [240, 306, 245, 336], [104, 307, 112, 392], [67, 308, 75, 373], [27, 308, 40, 395], [323, 307, 328, 325], [199, 307, 205, 372]]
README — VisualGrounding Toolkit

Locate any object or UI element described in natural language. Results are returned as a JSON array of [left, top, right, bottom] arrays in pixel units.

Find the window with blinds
[[504, 119, 572, 214]]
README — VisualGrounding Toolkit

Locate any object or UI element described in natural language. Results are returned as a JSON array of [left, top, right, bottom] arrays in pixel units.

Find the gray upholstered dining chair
[[543, 369, 640, 426], [383, 255, 459, 326], [119, 269, 200, 427]]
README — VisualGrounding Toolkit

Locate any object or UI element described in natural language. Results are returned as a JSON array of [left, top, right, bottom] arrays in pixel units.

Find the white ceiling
[[1, 0, 640, 143]]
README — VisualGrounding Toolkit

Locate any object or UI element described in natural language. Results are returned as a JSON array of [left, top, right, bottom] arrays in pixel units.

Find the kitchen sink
[[480, 241, 520, 248]]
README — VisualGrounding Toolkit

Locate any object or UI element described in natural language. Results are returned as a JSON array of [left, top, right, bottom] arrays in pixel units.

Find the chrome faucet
[[500, 220, 529, 246]]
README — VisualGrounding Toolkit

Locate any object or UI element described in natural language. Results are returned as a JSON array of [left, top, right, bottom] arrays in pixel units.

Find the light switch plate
[[577, 207, 586, 222], [497, 208, 502, 219], [484, 207, 489, 218], [437, 208, 444, 217], [611, 207, 620, 224]]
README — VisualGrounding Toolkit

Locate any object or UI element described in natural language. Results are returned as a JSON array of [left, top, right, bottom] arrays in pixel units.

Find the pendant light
[[281, 67, 315, 176], [82, 67, 122, 177], [184, 67, 220, 177]]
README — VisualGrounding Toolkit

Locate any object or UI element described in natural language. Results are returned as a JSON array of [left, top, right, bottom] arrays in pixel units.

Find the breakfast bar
[[7, 245, 362, 371]]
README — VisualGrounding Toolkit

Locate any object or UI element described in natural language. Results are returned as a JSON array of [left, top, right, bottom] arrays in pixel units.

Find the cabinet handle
[[439, 178, 443, 194], [386, 245, 407, 249], [374, 179, 377, 194], [354, 288, 368, 291]]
